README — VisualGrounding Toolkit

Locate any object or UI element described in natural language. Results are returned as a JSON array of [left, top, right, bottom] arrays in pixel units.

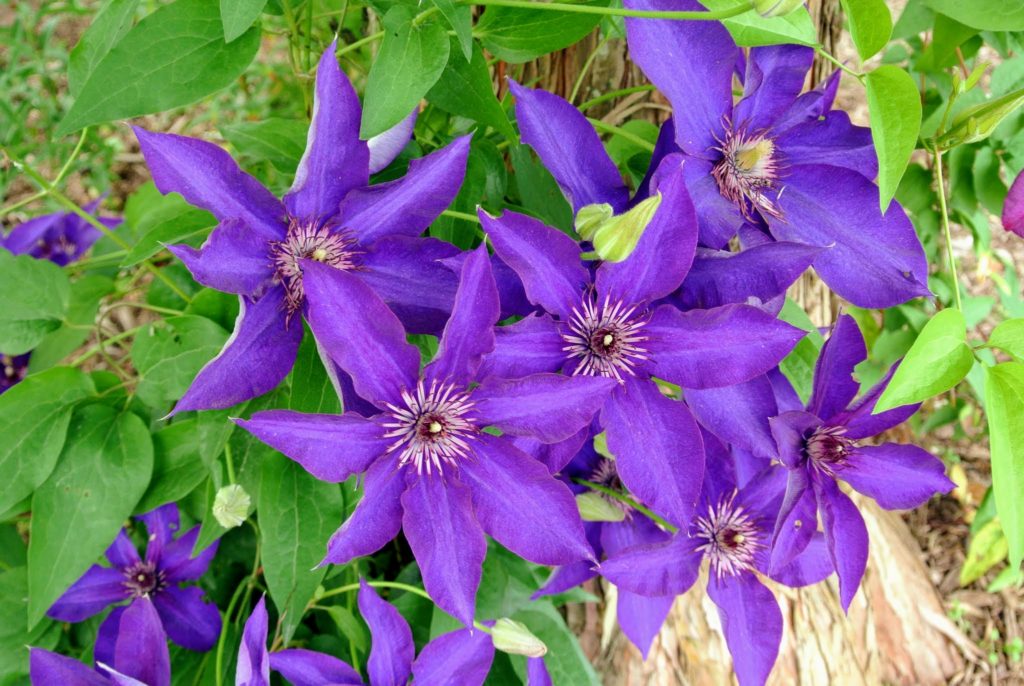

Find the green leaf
[[430, 0, 473, 61], [936, 86, 1024, 150], [985, 361, 1024, 568], [509, 144, 573, 232], [323, 604, 370, 657], [289, 327, 341, 415], [960, 517, 1008, 585], [259, 454, 343, 642], [221, 0, 267, 42], [513, 601, 601, 686], [68, 0, 140, 97], [988, 318, 1024, 362], [56, 0, 261, 136], [0, 367, 95, 515], [0, 252, 70, 355], [28, 275, 115, 372], [0, 568, 58, 676], [131, 315, 229, 409], [923, 0, 1024, 31], [122, 200, 215, 266], [220, 118, 309, 174], [361, 8, 450, 138], [875, 309, 974, 413], [865, 65, 922, 212], [428, 40, 517, 142], [701, 0, 817, 46], [136, 419, 209, 513], [27, 406, 153, 628], [476, 0, 608, 63], [839, 0, 892, 60]]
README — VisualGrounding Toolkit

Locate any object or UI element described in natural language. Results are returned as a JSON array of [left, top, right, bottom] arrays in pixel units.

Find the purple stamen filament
[[563, 295, 649, 382], [694, 491, 763, 580], [382, 379, 478, 476]]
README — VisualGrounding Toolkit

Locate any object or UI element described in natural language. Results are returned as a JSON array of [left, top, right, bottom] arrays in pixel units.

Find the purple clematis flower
[[47, 504, 221, 655], [601, 435, 832, 686], [3, 197, 120, 267], [1, 352, 30, 394], [766, 314, 955, 610], [623, 2, 929, 308], [1003, 168, 1024, 238], [478, 154, 804, 530], [134, 42, 471, 414], [236, 246, 611, 626]]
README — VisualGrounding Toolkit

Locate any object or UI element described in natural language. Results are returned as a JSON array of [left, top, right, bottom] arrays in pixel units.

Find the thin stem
[[932, 149, 963, 311], [316, 581, 493, 634], [588, 118, 656, 152], [69, 325, 143, 366], [224, 442, 237, 485], [460, 0, 752, 20], [0, 189, 47, 215], [578, 84, 656, 112], [54, 128, 89, 185], [336, 31, 384, 57], [574, 478, 679, 533], [441, 209, 481, 224], [215, 581, 249, 686], [69, 250, 129, 271], [570, 31, 612, 104], [815, 46, 864, 82]]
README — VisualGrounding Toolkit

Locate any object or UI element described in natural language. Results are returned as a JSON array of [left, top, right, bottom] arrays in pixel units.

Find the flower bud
[[577, 492, 626, 522], [580, 193, 662, 263], [937, 85, 1024, 150], [213, 484, 251, 529], [751, 0, 805, 17], [491, 618, 548, 658]]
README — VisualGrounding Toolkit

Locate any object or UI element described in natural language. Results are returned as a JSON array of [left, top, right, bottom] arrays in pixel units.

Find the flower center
[[805, 425, 857, 477], [122, 561, 165, 598], [269, 218, 361, 314], [382, 379, 478, 476], [694, 491, 763, 579], [711, 128, 782, 220], [563, 296, 648, 382]]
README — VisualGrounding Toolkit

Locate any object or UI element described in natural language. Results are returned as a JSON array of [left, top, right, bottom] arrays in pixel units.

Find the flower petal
[[768, 411, 821, 469], [768, 468, 817, 573], [152, 585, 221, 652], [269, 649, 362, 686], [284, 43, 369, 220], [815, 477, 868, 612], [775, 112, 877, 178], [358, 579, 415, 686], [46, 565, 127, 622], [340, 136, 471, 244], [734, 45, 814, 133], [303, 260, 420, 409], [473, 373, 614, 443], [367, 108, 417, 174], [235, 596, 270, 686], [3, 213, 62, 256], [769, 532, 833, 588], [706, 573, 782, 686], [841, 443, 953, 510], [512, 424, 592, 475], [171, 287, 301, 414], [105, 530, 140, 569], [166, 219, 272, 297], [139, 503, 179, 564], [461, 435, 593, 565], [683, 157, 747, 249], [831, 362, 920, 439], [479, 208, 588, 320], [527, 657, 553, 686], [324, 456, 406, 565], [617, 590, 674, 660], [645, 304, 803, 389], [600, 534, 702, 596], [687, 375, 779, 459], [133, 127, 285, 241], [411, 628, 495, 686], [808, 314, 866, 422], [400, 475, 485, 626], [112, 596, 171, 686], [602, 379, 705, 528], [510, 80, 629, 212], [158, 527, 218, 583], [1003, 169, 1024, 237], [477, 314, 565, 380], [236, 410, 385, 483], [30, 648, 110, 686]]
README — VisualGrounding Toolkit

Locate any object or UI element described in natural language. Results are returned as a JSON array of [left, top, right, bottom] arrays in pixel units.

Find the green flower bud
[[937, 85, 1024, 150], [581, 193, 662, 263], [574, 203, 614, 241], [491, 618, 548, 658], [576, 492, 626, 522], [213, 483, 251, 529], [751, 0, 805, 18]]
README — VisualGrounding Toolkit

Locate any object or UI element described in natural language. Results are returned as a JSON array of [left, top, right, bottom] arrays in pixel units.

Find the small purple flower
[[1003, 168, 1024, 237], [3, 197, 120, 267], [623, 1, 930, 308], [46, 504, 221, 654], [1, 352, 30, 394], [767, 315, 955, 609], [236, 246, 611, 626], [134, 42, 472, 414]]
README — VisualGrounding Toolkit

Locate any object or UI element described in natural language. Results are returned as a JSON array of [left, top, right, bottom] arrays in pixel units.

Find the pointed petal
[[358, 580, 415, 686], [152, 586, 221, 652], [510, 80, 629, 212], [285, 43, 369, 220], [113, 597, 171, 686], [105, 530, 140, 569], [595, 155, 697, 305], [602, 380, 705, 527], [477, 314, 565, 380], [94, 605, 123, 669], [706, 574, 782, 686], [623, 0, 736, 157], [473, 373, 614, 443], [733, 45, 813, 133], [684, 157, 746, 249], [841, 443, 953, 510], [479, 208, 588, 320], [30, 648, 110, 686], [400, 476, 485, 626], [645, 304, 803, 389], [425, 245, 499, 387], [461, 435, 593, 565], [324, 456, 406, 564], [340, 136, 471, 244], [816, 478, 868, 612], [768, 411, 821, 469], [617, 591, 674, 659], [687, 375, 779, 458], [3, 213, 62, 256], [133, 127, 285, 241], [600, 535, 702, 596], [303, 260, 420, 409], [635, 118, 678, 202], [159, 527, 218, 583], [831, 362, 920, 439], [535, 559, 598, 597], [166, 219, 272, 297], [235, 596, 271, 686], [768, 468, 817, 573], [172, 287, 301, 414], [808, 314, 866, 421], [770, 533, 833, 588], [775, 112, 877, 178], [46, 565, 127, 622], [411, 629, 495, 686], [367, 108, 417, 174], [269, 649, 362, 686], [140, 503, 179, 564], [767, 165, 930, 308], [236, 410, 386, 483]]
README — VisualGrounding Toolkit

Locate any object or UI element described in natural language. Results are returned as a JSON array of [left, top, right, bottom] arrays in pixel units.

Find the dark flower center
[[711, 127, 782, 220], [563, 296, 648, 382], [122, 561, 165, 597], [590, 458, 632, 517], [694, 491, 762, 579], [805, 425, 857, 476], [270, 218, 361, 314], [382, 379, 478, 476]]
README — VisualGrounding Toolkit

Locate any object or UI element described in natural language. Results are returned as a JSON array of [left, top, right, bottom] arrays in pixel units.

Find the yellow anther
[[429, 421, 443, 434]]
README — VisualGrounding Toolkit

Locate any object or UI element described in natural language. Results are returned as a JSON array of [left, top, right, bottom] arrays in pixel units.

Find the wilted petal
[[808, 314, 866, 422], [687, 375, 778, 458], [776, 113, 877, 178], [285, 42, 369, 220], [816, 478, 868, 612], [411, 628, 495, 686], [734, 45, 813, 133], [401, 476, 485, 626], [706, 573, 782, 686], [235, 596, 270, 686], [324, 456, 406, 564], [357, 580, 414, 686], [270, 649, 362, 686], [477, 314, 565, 380], [367, 108, 417, 174], [617, 591, 674, 659], [236, 410, 385, 483], [600, 535, 701, 596], [152, 585, 221, 652], [46, 565, 127, 622], [30, 648, 110, 686], [841, 443, 953, 510], [112, 597, 171, 686], [510, 80, 629, 212]]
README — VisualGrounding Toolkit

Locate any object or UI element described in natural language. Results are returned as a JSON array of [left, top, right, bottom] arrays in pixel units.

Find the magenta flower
[[3, 197, 119, 267]]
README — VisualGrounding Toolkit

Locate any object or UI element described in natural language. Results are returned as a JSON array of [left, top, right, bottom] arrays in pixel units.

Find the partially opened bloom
[[3, 197, 120, 266], [237, 247, 611, 625], [135, 42, 471, 414], [479, 156, 804, 529], [768, 315, 955, 609], [624, 3, 929, 308], [47, 504, 221, 654], [1, 352, 30, 394]]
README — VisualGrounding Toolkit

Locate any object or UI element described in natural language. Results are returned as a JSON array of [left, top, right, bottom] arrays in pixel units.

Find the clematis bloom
[[3, 197, 119, 266]]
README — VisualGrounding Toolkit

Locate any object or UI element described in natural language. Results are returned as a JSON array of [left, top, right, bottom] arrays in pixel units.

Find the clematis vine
[[135, 42, 471, 414], [2, 197, 119, 266], [623, 2, 930, 308], [46, 504, 221, 655], [237, 246, 612, 626]]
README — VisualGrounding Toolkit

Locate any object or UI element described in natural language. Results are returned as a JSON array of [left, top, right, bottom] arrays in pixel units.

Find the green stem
[[69, 250, 129, 271], [461, 0, 752, 20], [54, 128, 89, 185], [224, 442, 237, 485], [815, 46, 864, 82], [574, 478, 679, 533], [578, 85, 656, 112], [317, 581, 493, 634], [69, 325, 143, 366], [441, 209, 482, 224], [588, 118, 656, 152], [570, 31, 613, 103], [337, 31, 385, 58], [932, 149, 963, 311]]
